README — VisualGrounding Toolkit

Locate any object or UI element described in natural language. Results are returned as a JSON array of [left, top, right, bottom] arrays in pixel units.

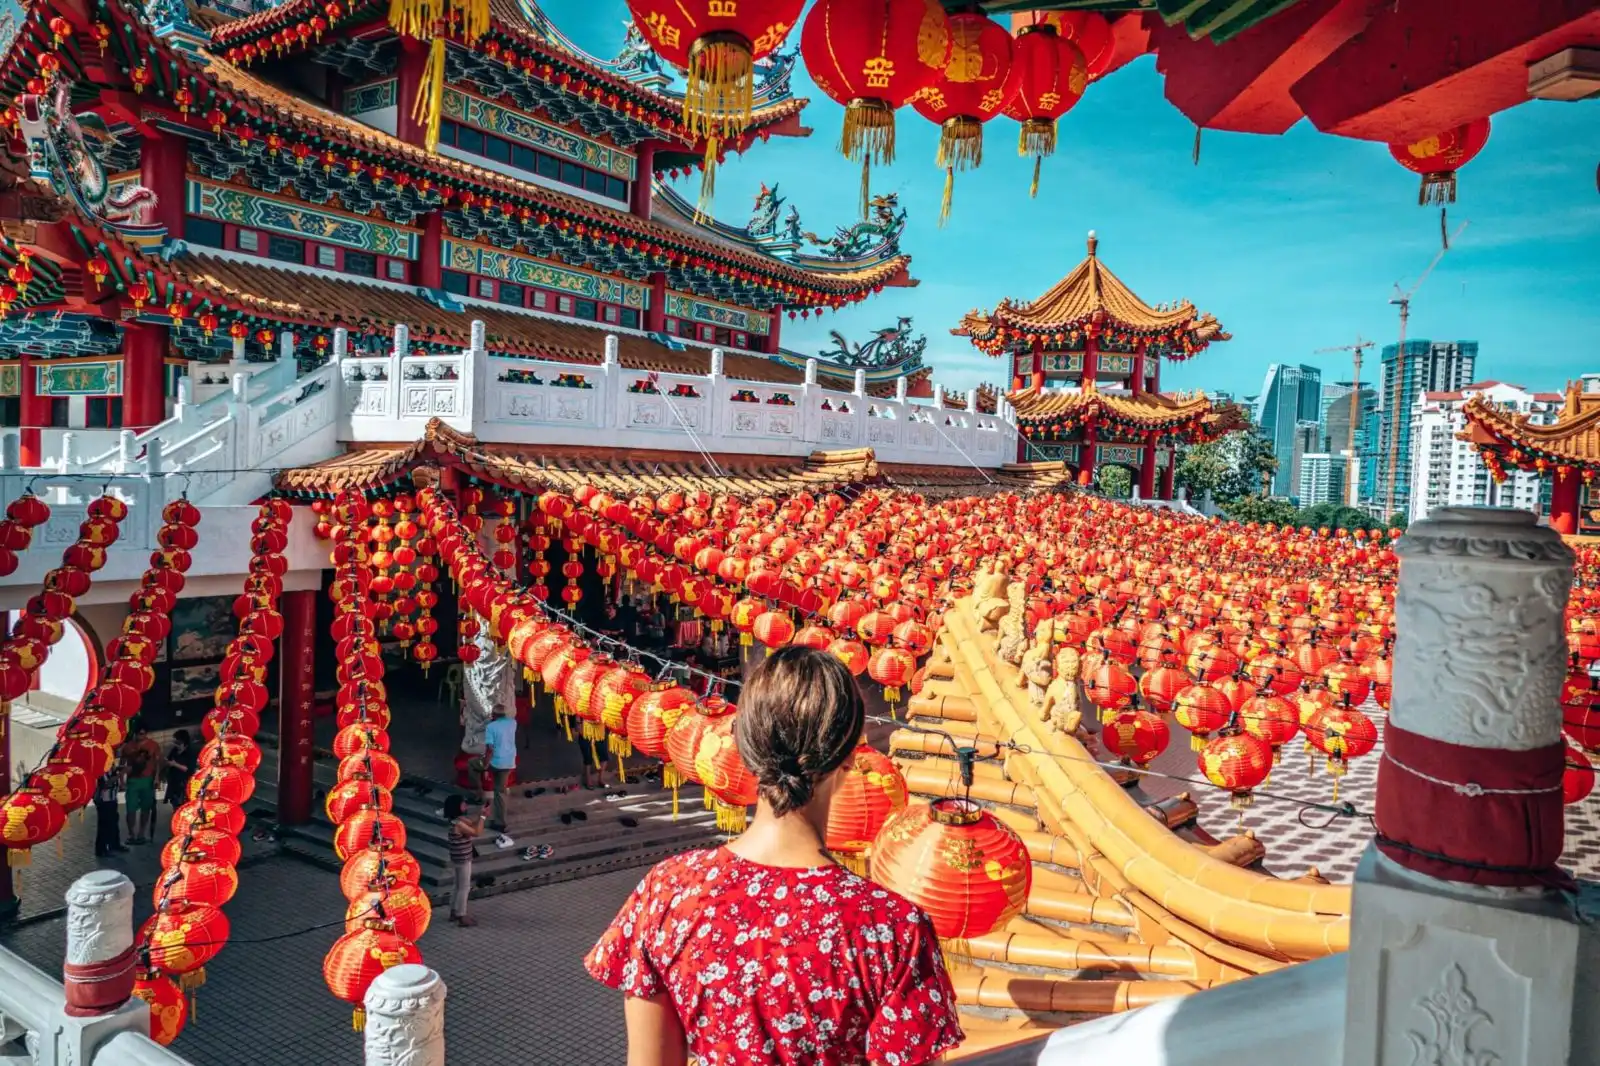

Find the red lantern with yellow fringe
[[1198, 731, 1273, 809], [689, 699, 759, 832], [334, 809, 407, 860], [1006, 22, 1086, 197], [1173, 683, 1231, 752], [626, 684, 696, 761], [155, 858, 240, 910], [161, 830, 241, 869], [800, 0, 953, 214], [340, 847, 424, 901], [170, 799, 246, 838], [326, 780, 394, 824], [140, 901, 229, 991], [867, 646, 915, 705], [910, 11, 1019, 224], [1388, 117, 1490, 205], [1103, 708, 1169, 767], [345, 881, 432, 940], [825, 744, 907, 872], [1, 787, 66, 867], [133, 970, 189, 1046], [869, 798, 1030, 961], [323, 919, 422, 1031]]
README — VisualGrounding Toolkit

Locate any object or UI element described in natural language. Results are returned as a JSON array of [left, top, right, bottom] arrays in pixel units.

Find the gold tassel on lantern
[[695, 136, 721, 224], [684, 33, 757, 139], [1020, 118, 1056, 199], [409, 36, 447, 153], [352, 1006, 365, 1032], [8, 847, 30, 868], [714, 800, 748, 834], [937, 117, 982, 227], [841, 99, 896, 218]]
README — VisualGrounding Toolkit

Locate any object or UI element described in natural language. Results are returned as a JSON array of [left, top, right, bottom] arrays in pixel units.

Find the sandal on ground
[[604, 791, 629, 801], [569, 809, 588, 822], [559, 812, 573, 825], [619, 817, 639, 829], [456, 916, 478, 927]]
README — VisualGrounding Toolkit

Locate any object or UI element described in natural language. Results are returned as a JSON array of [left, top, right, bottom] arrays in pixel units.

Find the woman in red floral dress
[[586, 647, 963, 1066]]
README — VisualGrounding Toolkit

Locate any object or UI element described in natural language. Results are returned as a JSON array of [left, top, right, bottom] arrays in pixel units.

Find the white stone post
[[2, 430, 18, 470], [894, 376, 908, 405], [1343, 507, 1593, 1066], [57, 432, 76, 471], [852, 368, 867, 397], [388, 323, 409, 418], [63, 870, 137, 1017], [333, 326, 350, 362], [278, 330, 296, 368], [364, 964, 447, 1066], [600, 333, 620, 431], [459, 319, 486, 431], [706, 346, 725, 439]]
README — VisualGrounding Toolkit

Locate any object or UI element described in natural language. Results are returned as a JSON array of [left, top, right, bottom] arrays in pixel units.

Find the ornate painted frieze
[[186, 179, 419, 258], [1043, 353, 1084, 373], [1097, 445, 1142, 467], [1097, 353, 1135, 375], [663, 292, 770, 336], [35, 360, 122, 395], [441, 87, 636, 180], [0, 363, 18, 396], [442, 239, 647, 308], [344, 79, 397, 116]]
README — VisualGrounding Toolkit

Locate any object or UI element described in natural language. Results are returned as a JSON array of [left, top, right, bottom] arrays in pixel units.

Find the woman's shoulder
[[825, 868, 938, 930]]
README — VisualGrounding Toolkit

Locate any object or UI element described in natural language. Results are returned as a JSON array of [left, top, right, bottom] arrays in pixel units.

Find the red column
[[121, 322, 167, 430], [1138, 442, 1157, 499], [765, 310, 782, 353], [396, 39, 428, 146], [139, 132, 186, 238], [645, 274, 667, 333], [418, 211, 443, 290], [1081, 334, 1097, 389], [1078, 425, 1097, 487], [18, 353, 48, 465], [276, 589, 317, 826], [631, 142, 655, 219], [1131, 343, 1147, 397], [0, 613, 13, 915], [1160, 447, 1176, 500], [1551, 468, 1581, 536]]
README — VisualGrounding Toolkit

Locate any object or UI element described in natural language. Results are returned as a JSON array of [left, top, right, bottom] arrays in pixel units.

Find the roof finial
[[1086, 230, 1098, 257]]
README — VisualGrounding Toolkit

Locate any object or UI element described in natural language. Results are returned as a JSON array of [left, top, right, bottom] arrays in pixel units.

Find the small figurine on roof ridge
[[1041, 646, 1083, 737], [996, 581, 1030, 666]]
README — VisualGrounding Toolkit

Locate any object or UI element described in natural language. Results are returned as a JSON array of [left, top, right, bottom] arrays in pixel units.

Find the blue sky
[[543, 2, 1600, 399]]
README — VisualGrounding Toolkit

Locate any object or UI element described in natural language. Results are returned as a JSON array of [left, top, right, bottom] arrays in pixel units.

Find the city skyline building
[[1298, 452, 1348, 507], [1372, 340, 1478, 516], [1407, 381, 1559, 523], [1322, 381, 1376, 505], [1253, 363, 1323, 496]]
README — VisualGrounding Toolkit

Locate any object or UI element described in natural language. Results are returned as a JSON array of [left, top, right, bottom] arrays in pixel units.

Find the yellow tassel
[[609, 735, 633, 759], [662, 764, 682, 791], [716, 801, 747, 833], [180, 968, 206, 992], [352, 1006, 365, 1032], [683, 33, 755, 139], [702, 787, 713, 811], [411, 37, 446, 153], [841, 99, 895, 218], [562, 717, 573, 743], [939, 937, 970, 978], [8, 847, 30, 868], [588, 737, 602, 765], [1189, 735, 1203, 753], [1030, 155, 1042, 199], [740, 633, 752, 647], [939, 166, 954, 228], [1020, 118, 1054, 199], [615, 754, 628, 783], [695, 136, 719, 224]]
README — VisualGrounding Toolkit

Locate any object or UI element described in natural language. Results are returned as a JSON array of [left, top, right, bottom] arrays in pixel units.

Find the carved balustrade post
[[364, 964, 447, 1066], [63, 870, 137, 1016], [1343, 506, 1600, 1066]]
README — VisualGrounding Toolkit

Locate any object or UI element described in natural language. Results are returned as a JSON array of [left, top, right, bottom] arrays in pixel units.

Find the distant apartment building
[[1407, 381, 1561, 523], [1321, 382, 1375, 505], [1298, 452, 1348, 507], [1253, 363, 1322, 496], [1372, 340, 1477, 517]]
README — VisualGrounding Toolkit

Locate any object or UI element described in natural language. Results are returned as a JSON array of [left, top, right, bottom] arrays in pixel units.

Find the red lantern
[[626, 684, 696, 761], [322, 920, 422, 1030], [870, 798, 1031, 956], [155, 858, 240, 910], [326, 780, 394, 823], [161, 830, 241, 869], [340, 846, 423, 900], [752, 609, 796, 649], [1388, 117, 1490, 205], [909, 11, 1018, 223], [799, 0, 953, 211], [1102, 708, 1169, 768], [133, 971, 189, 1046], [345, 881, 432, 940], [824, 744, 907, 868], [1173, 684, 1231, 752], [0, 787, 66, 864], [867, 646, 915, 704], [1198, 732, 1273, 809], [334, 809, 407, 860], [171, 800, 246, 838], [140, 901, 230, 984], [1006, 22, 1086, 196]]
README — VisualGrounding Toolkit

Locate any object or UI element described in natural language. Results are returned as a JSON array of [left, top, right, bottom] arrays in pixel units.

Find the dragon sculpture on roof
[[817, 316, 926, 371], [802, 193, 906, 261], [749, 183, 803, 244]]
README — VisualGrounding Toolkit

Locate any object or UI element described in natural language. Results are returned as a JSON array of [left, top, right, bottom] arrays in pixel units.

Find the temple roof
[[954, 233, 1229, 360], [1461, 382, 1600, 469], [1007, 381, 1244, 437], [274, 421, 1068, 496]]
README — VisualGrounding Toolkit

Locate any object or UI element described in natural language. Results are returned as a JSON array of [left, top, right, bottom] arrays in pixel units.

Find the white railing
[[337, 321, 1019, 467]]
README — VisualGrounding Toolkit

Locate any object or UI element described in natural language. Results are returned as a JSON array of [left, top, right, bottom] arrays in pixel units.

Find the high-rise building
[[1408, 381, 1560, 523], [1321, 382, 1376, 504], [1298, 452, 1347, 507], [1371, 340, 1477, 516], [1253, 363, 1323, 496]]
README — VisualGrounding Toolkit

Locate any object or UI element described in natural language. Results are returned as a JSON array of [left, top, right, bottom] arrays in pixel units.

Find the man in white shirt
[[469, 704, 517, 831]]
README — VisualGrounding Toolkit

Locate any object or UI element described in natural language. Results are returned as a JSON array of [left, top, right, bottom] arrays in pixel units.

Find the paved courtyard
[[3, 853, 642, 1066]]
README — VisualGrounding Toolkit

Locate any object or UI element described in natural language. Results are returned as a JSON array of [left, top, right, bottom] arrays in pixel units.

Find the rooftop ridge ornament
[[816, 315, 926, 371]]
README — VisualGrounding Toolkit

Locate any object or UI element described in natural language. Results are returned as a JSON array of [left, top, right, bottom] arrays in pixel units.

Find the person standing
[[120, 718, 163, 845], [164, 729, 196, 808], [585, 647, 963, 1066], [468, 704, 516, 832], [444, 795, 487, 927], [93, 767, 127, 858]]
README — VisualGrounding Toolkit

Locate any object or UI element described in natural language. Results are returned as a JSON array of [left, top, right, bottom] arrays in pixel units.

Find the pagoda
[[954, 231, 1239, 497], [0, 0, 923, 463], [1461, 377, 1600, 536]]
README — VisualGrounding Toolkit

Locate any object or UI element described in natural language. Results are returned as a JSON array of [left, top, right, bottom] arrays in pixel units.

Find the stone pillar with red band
[[1343, 506, 1599, 1066], [63, 870, 137, 1017]]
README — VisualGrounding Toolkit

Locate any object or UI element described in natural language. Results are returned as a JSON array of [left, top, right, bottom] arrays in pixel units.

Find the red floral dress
[[585, 847, 963, 1066]]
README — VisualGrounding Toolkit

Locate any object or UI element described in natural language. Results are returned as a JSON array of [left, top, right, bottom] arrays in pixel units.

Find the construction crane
[[1384, 220, 1470, 517], [1314, 337, 1374, 506]]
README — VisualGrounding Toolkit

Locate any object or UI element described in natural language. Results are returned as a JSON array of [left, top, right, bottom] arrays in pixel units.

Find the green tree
[[1097, 465, 1132, 499], [1388, 512, 1409, 531], [1174, 432, 1281, 504], [1220, 495, 1300, 525], [1173, 439, 1230, 499]]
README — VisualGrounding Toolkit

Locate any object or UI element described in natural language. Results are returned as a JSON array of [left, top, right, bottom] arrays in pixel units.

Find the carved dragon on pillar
[[17, 81, 166, 248]]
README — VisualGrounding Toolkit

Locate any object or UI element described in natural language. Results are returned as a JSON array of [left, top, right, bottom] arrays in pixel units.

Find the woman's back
[[586, 846, 960, 1066]]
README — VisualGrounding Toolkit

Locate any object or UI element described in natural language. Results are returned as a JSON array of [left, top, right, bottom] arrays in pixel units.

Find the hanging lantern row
[[130, 498, 289, 1046]]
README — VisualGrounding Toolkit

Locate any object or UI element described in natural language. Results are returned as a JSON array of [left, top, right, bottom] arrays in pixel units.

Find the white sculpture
[[364, 964, 446, 1066], [461, 625, 512, 755]]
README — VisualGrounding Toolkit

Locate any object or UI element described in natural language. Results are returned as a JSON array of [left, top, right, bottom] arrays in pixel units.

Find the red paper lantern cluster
[[0, 492, 50, 578]]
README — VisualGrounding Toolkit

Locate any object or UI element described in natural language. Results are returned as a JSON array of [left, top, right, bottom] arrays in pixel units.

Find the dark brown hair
[[734, 646, 865, 816]]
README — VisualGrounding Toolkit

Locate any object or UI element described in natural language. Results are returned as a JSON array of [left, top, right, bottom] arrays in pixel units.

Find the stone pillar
[[1159, 447, 1175, 501], [18, 350, 48, 466], [138, 132, 185, 239], [122, 322, 167, 431], [277, 589, 317, 826], [1343, 506, 1591, 1066], [417, 212, 443, 291], [1551, 467, 1580, 535], [1078, 426, 1097, 487], [1138, 441, 1157, 499], [364, 964, 446, 1066], [63, 870, 137, 1016], [630, 143, 655, 219]]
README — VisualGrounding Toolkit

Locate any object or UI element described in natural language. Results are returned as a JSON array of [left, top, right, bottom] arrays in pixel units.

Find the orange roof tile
[[1008, 382, 1220, 430], [1461, 383, 1600, 469], [955, 233, 1229, 354]]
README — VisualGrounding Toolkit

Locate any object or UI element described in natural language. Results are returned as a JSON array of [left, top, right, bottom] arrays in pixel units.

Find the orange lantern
[[334, 809, 407, 860], [345, 881, 432, 940], [752, 609, 796, 650], [133, 970, 189, 1045], [1198, 732, 1273, 810], [1388, 117, 1490, 204], [338, 750, 403, 791], [341, 847, 424, 901], [824, 744, 907, 872], [867, 646, 915, 704], [827, 637, 870, 677], [140, 901, 230, 987], [155, 858, 240, 909], [1103, 708, 1169, 768], [870, 798, 1031, 958], [1137, 665, 1186, 714], [799, 0, 953, 213], [1239, 695, 1299, 765], [690, 700, 759, 832], [597, 664, 650, 757], [626, 684, 696, 761], [1006, 22, 1086, 196], [910, 11, 1019, 223], [322, 920, 422, 1030], [326, 780, 394, 824]]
